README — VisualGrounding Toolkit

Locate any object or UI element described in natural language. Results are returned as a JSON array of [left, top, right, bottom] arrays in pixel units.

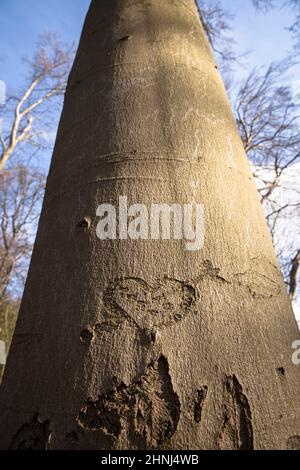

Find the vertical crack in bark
[[193, 386, 208, 423], [9, 414, 51, 450], [217, 375, 253, 450], [77, 355, 180, 449]]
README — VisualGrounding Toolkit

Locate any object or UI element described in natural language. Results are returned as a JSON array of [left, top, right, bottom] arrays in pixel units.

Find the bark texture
[[0, 0, 299, 450]]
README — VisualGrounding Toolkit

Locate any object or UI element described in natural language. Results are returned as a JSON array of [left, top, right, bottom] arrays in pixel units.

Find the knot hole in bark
[[118, 35, 132, 42], [77, 217, 91, 230]]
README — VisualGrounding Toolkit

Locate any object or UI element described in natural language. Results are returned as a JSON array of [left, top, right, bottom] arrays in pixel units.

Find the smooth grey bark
[[0, 0, 299, 450]]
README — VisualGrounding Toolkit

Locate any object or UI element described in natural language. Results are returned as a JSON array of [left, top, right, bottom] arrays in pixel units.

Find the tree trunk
[[0, 0, 299, 450]]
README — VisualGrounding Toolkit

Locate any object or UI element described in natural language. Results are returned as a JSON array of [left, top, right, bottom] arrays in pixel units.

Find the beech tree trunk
[[0, 0, 299, 450]]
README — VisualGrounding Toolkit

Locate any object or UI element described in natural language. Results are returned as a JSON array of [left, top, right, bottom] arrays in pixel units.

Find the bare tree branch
[[0, 32, 74, 171]]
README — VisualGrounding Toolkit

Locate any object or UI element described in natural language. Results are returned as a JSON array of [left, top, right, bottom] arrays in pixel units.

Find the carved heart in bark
[[101, 277, 196, 330]]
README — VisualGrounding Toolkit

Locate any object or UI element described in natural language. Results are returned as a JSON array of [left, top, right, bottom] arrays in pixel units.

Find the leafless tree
[[0, 165, 45, 301], [234, 60, 300, 300], [0, 165, 40, 378], [0, 32, 74, 171], [0, 297, 19, 381]]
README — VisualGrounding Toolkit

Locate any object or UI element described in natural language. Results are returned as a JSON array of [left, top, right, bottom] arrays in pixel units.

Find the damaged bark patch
[[77, 356, 180, 449], [80, 328, 93, 344], [193, 386, 208, 423], [118, 35, 132, 42], [217, 375, 253, 450], [9, 414, 51, 450], [286, 435, 300, 450], [65, 431, 79, 444], [98, 277, 196, 332], [233, 258, 281, 299]]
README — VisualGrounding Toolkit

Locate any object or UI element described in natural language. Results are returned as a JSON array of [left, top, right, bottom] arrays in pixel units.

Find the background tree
[[0, 299, 19, 381], [0, 32, 74, 171], [234, 61, 300, 302], [0, 165, 45, 381], [0, 165, 45, 301], [0, 32, 73, 380]]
